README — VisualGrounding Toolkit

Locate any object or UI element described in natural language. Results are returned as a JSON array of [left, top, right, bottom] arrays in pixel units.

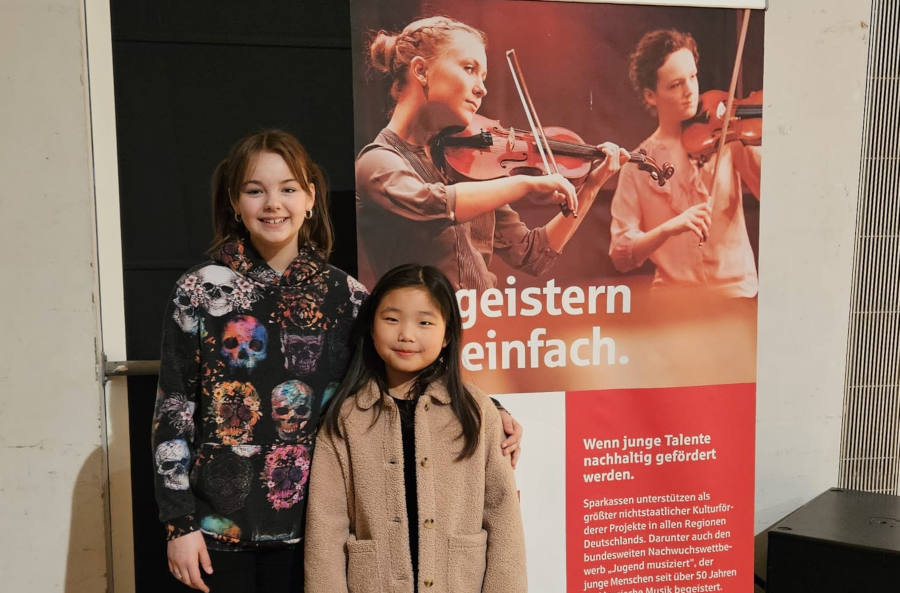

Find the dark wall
[[111, 3, 356, 590]]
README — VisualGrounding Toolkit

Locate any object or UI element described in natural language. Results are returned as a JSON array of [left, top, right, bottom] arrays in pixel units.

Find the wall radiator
[[839, 0, 900, 494]]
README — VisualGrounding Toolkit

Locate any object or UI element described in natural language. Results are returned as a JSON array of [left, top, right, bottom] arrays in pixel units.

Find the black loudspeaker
[[766, 488, 900, 592]]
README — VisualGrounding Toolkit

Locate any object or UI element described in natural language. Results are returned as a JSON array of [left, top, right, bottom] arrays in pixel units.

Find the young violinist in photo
[[609, 29, 762, 297], [355, 16, 630, 292]]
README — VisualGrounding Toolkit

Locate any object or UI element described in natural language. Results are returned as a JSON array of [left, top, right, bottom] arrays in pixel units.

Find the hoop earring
[[305, 209, 313, 220], [234, 211, 241, 223]]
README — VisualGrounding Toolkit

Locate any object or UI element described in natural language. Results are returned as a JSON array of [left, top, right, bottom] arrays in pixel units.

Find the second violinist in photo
[[355, 16, 630, 291], [609, 28, 762, 298]]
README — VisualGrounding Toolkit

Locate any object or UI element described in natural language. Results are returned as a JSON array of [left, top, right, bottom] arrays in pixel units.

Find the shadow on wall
[[66, 447, 109, 592]]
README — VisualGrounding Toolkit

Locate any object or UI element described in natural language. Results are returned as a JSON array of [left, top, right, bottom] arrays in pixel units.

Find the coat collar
[[355, 378, 452, 409], [212, 238, 325, 287]]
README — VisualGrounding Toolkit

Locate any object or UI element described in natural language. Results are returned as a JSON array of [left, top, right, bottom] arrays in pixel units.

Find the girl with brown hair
[[152, 129, 364, 592]]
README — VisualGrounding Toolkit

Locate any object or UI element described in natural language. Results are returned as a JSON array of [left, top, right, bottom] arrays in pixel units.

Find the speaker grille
[[839, 0, 900, 494]]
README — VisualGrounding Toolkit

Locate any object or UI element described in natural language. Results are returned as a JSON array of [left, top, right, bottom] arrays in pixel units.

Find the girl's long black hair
[[323, 264, 482, 459]]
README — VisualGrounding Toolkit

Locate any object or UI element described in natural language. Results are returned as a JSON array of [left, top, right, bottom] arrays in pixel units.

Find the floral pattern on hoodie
[[152, 239, 364, 548]]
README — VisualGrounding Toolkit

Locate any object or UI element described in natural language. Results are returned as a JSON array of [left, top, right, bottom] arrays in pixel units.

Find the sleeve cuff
[[445, 184, 457, 223], [165, 514, 199, 541], [536, 227, 562, 257], [609, 233, 643, 272]]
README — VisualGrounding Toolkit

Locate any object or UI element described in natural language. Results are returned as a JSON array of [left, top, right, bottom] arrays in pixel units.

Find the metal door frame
[[85, 1, 135, 590]]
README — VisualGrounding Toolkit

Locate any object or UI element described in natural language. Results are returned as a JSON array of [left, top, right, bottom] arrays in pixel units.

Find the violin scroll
[[682, 89, 762, 164], [631, 148, 675, 187]]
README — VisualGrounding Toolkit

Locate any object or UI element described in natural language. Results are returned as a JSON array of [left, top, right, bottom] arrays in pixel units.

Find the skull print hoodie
[[152, 238, 367, 548]]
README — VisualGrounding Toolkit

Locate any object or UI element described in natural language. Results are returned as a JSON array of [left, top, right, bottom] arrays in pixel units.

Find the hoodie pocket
[[448, 530, 488, 592], [347, 538, 381, 593]]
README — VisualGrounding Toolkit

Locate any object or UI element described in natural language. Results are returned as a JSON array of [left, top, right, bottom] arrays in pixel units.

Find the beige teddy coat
[[304, 379, 527, 593]]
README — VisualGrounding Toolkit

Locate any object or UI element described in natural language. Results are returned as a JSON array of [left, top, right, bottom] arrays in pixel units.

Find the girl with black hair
[[305, 264, 527, 593]]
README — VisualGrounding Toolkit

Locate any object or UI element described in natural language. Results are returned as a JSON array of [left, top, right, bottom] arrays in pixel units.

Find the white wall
[[755, 0, 871, 530], [0, 0, 109, 591]]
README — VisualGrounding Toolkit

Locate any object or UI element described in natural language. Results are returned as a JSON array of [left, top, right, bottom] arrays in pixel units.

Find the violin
[[682, 89, 762, 163], [432, 113, 674, 187]]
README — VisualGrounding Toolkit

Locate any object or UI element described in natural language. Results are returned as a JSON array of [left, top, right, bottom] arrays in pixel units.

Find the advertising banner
[[351, 1, 763, 591]]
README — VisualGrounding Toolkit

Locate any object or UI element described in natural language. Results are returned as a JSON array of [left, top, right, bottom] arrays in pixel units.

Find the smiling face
[[417, 30, 487, 129], [371, 286, 449, 388], [233, 151, 315, 269], [644, 47, 699, 124]]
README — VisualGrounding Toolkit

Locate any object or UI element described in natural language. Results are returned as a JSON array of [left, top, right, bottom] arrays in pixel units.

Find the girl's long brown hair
[[207, 129, 334, 258]]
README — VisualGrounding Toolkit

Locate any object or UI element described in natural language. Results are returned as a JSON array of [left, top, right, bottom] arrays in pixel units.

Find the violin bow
[[506, 49, 575, 217], [702, 8, 752, 245]]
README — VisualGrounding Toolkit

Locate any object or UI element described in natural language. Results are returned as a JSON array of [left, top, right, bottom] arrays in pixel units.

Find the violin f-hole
[[499, 153, 530, 171]]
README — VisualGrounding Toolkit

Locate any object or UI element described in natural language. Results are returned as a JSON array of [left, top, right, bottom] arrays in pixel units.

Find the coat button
[[423, 402, 430, 411], [424, 578, 434, 587], [420, 457, 428, 467], [423, 518, 434, 528]]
